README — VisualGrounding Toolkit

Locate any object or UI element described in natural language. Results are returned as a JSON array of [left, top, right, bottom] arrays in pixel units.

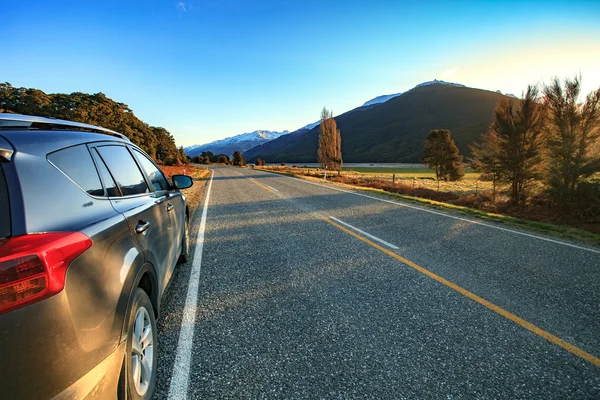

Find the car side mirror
[[172, 174, 193, 190]]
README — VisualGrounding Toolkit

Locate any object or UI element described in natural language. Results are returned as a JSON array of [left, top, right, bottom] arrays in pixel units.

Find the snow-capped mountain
[[188, 80, 475, 159], [362, 93, 403, 107], [297, 121, 320, 131], [185, 129, 289, 158], [413, 79, 465, 89]]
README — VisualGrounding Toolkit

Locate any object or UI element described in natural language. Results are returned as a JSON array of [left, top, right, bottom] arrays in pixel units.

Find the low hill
[[244, 83, 509, 163], [0, 82, 185, 164]]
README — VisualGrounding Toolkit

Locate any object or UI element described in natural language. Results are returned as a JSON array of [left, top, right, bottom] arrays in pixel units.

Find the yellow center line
[[323, 217, 600, 368], [248, 177, 276, 194]]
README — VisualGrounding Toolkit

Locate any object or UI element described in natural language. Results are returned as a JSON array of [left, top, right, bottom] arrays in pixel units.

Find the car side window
[[132, 149, 170, 192], [92, 149, 121, 197], [96, 145, 150, 196], [47, 144, 104, 196]]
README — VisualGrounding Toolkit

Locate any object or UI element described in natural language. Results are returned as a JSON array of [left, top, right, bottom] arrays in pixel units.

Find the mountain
[[185, 129, 289, 158], [243, 82, 510, 163], [361, 92, 402, 107]]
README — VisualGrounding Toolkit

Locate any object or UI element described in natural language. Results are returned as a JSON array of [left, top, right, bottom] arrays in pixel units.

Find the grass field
[[283, 166, 492, 195], [342, 166, 435, 174]]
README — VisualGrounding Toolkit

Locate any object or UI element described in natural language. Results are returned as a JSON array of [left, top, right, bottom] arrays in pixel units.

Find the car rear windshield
[[0, 165, 10, 238]]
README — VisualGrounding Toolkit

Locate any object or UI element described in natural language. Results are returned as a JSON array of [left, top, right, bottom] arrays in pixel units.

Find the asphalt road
[[155, 166, 600, 399]]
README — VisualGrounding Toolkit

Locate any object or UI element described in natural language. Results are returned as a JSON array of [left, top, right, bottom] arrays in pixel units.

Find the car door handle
[[166, 203, 174, 212], [135, 220, 151, 234]]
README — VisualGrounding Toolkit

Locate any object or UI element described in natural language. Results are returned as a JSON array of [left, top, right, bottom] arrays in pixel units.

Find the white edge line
[[265, 185, 278, 192], [168, 169, 214, 400], [259, 170, 600, 255], [329, 216, 399, 250]]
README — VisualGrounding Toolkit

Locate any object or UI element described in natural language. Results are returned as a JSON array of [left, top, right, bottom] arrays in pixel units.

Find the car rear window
[[96, 145, 150, 196], [0, 165, 10, 238], [47, 144, 104, 197]]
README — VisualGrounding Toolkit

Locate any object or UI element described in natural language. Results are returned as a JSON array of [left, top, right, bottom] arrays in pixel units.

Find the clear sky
[[2, 0, 599, 147]]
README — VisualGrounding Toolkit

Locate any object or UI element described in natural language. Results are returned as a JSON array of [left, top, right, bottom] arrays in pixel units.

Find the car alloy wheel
[[131, 306, 154, 396], [120, 288, 157, 400]]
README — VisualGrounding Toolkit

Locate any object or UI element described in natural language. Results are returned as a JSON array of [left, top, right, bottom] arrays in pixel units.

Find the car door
[[130, 147, 184, 290], [92, 144, 173, 289]]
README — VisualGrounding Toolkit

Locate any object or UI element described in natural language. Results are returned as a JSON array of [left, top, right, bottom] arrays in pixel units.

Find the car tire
[[118, 288, 157, 400], [177, 217, 190, 264]]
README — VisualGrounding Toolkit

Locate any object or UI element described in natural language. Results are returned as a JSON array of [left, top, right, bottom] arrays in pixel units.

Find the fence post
[[476, 181, 479, 195], [393, 173, 395, 183]]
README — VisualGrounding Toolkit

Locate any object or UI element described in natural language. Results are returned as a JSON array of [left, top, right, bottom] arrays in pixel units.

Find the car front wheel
[[119, 288, 157, 400]]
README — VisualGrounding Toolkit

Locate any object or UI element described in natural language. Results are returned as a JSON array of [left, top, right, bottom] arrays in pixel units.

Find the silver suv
[[0, 114, 193, 399]]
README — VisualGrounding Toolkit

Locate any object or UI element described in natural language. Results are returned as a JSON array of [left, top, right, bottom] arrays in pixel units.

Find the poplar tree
[[317, 107, 342, 173]]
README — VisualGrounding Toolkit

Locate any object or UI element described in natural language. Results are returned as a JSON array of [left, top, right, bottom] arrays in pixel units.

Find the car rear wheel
[[119, 288, 157, 400], [178, 217, 190, 264]]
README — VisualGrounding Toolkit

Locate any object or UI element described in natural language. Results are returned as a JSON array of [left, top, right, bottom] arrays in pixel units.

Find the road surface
[[155, 166, 600, 399]]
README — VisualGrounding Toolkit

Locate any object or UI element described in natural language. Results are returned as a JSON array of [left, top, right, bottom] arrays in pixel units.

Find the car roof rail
[[0, 113, 130, 141]]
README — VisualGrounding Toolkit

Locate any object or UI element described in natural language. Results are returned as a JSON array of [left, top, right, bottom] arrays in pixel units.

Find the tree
[[543, 76, 600, 205], [232, 151, 246, 166], [489, 85, 546, 205], [218, 154, 230, 164], [422, 129, 464, 183], [0, 82, 188, 163], [201, 151, 216, 163], [469, 131, 503, 200], [178, 147, 189, 164], [317, 107, 342, 173], [255, 158, 266, 166]]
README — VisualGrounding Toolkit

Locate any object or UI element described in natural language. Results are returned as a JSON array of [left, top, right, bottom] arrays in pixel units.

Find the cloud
[[442, 69, 457, 78], [176, 2, 187, 12]]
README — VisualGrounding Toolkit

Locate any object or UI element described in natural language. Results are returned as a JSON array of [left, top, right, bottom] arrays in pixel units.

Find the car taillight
[[0, 232, 92, 314]]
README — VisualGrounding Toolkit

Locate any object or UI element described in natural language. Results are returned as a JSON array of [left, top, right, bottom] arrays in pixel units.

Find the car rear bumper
[[52, 340, 125, 400]]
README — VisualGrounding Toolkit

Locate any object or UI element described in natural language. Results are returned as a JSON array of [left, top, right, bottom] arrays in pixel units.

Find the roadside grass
[[160, 165, 211, 214], [262, 165, 491, 195], [255, 166, 600, 247]]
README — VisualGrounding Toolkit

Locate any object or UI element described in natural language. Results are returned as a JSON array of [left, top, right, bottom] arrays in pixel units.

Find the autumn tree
[[543, 76, 600, 205], [422, 129, 464, 183], [317, 107, 342, 173], [255, 158, 266, 166]]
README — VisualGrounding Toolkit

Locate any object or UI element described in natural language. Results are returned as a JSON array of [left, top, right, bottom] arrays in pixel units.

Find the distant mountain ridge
[[244, 82, 512, 163], [362, 93, 403, 107], [185, 129, 289, 157]]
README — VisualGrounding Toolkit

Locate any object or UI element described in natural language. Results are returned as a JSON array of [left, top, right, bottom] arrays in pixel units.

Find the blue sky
[[3, 0, 600, 146]]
